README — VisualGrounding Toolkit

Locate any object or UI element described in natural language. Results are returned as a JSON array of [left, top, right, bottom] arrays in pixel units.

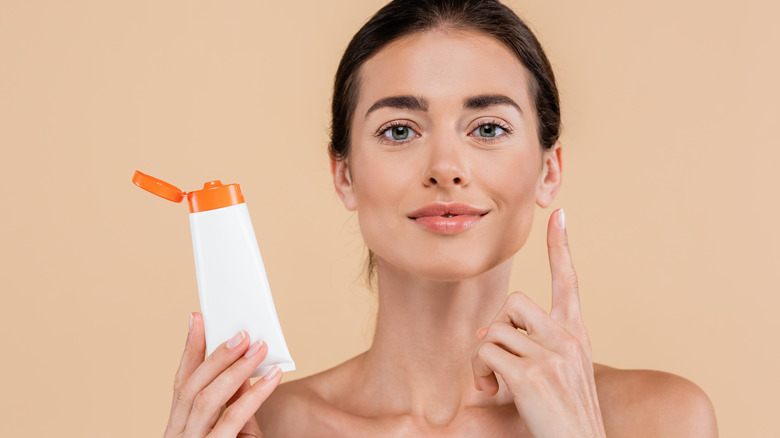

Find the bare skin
[[258, 361, 716, 437], [257, 30, 717, 437], [164, 29, 717, 437]]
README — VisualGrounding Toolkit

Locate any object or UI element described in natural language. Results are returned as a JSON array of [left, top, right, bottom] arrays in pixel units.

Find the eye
[[376, 122, 420, 144], [471, 123, 506, 138], [388, 125, 413, 141]]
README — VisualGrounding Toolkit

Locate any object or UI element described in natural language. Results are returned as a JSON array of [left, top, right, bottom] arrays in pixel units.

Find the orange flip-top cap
[[187, 180, 244, 213], [132, 171, 186, 203], [132, 170, 245, 213]]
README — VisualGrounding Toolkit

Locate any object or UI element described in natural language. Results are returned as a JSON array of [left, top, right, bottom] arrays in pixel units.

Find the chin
[[382, 247, 513, 283]]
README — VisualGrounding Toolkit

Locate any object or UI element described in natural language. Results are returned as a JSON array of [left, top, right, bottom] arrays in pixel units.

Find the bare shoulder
[[255, 371, 333, 437], [254, 377, 315, 436], [594, 363, 718, 438], [255, 355, 366, 438]]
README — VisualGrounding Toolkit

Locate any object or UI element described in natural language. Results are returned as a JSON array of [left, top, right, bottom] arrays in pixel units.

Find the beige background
[[1, 0, 778, 436]]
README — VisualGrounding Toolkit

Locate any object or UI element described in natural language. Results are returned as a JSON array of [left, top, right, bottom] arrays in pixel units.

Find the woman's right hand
[[163, 312, 283, 438]]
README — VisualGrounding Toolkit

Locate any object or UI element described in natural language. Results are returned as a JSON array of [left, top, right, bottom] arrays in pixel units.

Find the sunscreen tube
[[132, 171, 295, 377]]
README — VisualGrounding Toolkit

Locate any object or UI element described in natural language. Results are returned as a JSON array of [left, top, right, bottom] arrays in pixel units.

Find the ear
[[536, 140, 563, 208], [331, 157, 357, 211]]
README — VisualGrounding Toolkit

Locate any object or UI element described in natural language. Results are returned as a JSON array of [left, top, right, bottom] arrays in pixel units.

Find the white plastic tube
[[190, 203, 295, 377]]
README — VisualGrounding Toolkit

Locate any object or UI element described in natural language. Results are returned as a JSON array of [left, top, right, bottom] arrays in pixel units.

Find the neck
[[357, 257, 515, 425]]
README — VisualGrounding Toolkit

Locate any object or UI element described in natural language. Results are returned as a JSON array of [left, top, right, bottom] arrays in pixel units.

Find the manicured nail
[[263, 365, 281, 381], [188, 314, 193, 334], [558, 208, 566, 230], [226, 331, 245, 349], [476, 327, 488, 340], [244, 340, 264, 358]]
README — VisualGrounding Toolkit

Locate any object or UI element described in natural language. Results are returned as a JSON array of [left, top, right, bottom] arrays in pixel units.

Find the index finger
[[173, 312, 206, 393], [547, 209, 582, 327]]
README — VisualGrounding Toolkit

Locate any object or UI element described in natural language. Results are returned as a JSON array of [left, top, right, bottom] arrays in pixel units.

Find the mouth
[[407, 203, 489, 234], [407, 203, 490, 220]]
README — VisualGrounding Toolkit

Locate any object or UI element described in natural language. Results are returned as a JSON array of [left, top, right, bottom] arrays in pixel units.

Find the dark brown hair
[[329, 0, 562, 285]]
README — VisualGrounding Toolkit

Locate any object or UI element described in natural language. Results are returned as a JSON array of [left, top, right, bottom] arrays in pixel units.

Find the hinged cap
[[186, 180, 244, 213], [132, 171, 186, 203], [132, 170, 245, 213]]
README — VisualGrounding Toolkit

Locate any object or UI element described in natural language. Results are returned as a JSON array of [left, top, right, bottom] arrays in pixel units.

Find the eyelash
[[374, 119, 514, 145], [374, 121, 418, 145], [470, 119, 514, 144]]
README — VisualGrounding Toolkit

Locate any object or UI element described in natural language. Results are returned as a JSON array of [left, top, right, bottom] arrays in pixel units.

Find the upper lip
[[408, 202, 490, 219]]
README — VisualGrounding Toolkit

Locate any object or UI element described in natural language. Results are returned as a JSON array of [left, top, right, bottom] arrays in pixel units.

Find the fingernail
[[226, 331, 245, 349], [244, 340, 264, 358], [188, 314, 193, 334], [558, 208, 566, 230], [263, 365, 281, 381], [476, 327, 488, 340]]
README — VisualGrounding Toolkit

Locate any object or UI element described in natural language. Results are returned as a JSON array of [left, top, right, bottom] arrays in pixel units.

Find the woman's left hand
[[472, 209, 607, 438]]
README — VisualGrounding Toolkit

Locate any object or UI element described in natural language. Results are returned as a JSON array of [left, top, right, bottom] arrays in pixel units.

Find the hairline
[[333, 26, 545, 162]]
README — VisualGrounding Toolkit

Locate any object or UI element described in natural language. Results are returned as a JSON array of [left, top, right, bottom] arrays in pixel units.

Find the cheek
[[349, 153, 412, 250], [479, 154, 540, 251]]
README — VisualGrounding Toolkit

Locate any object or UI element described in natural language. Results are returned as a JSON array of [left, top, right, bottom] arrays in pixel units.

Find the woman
[[164, 0, 718, 436]]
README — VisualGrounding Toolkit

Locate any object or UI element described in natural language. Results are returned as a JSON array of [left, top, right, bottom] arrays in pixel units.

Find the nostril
[[429, 177, 438, 185], [453, 177, 461, 184]]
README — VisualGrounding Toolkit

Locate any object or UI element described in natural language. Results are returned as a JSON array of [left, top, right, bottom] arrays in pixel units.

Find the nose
[[422, 131, 470, 188]]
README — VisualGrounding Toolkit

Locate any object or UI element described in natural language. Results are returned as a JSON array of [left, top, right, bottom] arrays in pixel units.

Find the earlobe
[[536, 141, 563, 208], [331, 158, 358, 211]]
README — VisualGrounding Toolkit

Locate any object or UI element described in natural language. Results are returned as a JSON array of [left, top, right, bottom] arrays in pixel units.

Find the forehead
[[357, 29, 533, 113]]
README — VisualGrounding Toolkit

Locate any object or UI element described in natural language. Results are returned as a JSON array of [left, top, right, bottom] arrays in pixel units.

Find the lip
[[408, 202, 490, 235]]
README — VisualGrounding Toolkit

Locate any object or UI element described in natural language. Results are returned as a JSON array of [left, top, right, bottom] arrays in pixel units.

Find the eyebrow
[[463, 94, 523, 115], [363, 93, 523, 118], [365, 95, 429, 118]]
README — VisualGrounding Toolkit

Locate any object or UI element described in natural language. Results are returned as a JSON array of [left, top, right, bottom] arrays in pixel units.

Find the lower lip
[[411, 215, 484, 234]]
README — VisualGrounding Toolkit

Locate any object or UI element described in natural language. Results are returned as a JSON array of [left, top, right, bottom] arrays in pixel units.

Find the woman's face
[[333, 29, 562, 281]]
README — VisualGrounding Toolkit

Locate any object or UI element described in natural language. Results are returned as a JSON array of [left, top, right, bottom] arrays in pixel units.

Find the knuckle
[[523, 360, 544, 381], [216, 370, 235, 388], [471, 344, 485, 364], [220, 404, 242, 425], [192, 390, 214, 413], [173, 384, 191, 405], [566, 272, 579, 291], [560, 329, 577, 344], [471, 349, 480, 364], [506, 291, 528, 307], [476, 342, 493, 360], [536, 350, 565, 376], [172, 372, 185, 393]]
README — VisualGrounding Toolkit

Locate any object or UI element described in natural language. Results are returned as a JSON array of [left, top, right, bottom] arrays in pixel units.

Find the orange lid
[[132, 171, 186, 203], [132, 170, 245, 213], [187, 180, 244, 213]]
